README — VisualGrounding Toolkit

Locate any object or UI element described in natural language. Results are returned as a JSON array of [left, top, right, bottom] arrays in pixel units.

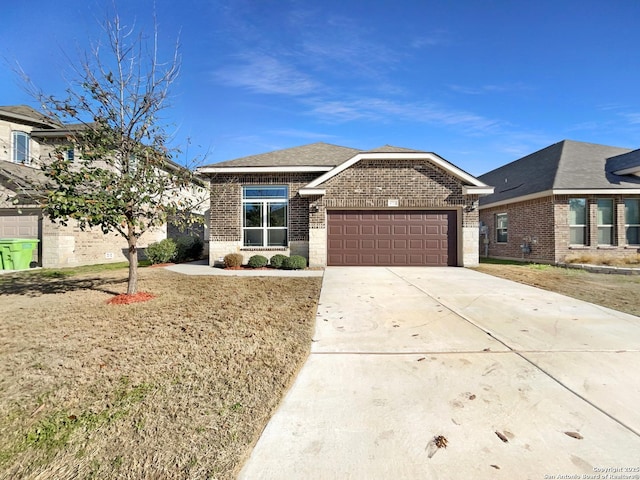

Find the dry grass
[[563, 252, 640, 266], [0, 267, 322, 479], [474, 261, 640, 317]]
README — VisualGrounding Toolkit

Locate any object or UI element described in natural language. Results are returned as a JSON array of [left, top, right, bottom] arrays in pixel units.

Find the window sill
[[568, 245, 590, 250], [596, 246, 617, 250], [241, 246, 288, 251]]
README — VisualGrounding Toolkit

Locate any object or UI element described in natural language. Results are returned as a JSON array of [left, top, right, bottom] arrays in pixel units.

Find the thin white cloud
[[214, 54, 318, 96], [411, 31, 451, 48], [306, 97, 501, 133], [268, 128, 337, 140], [448, 83, 532, 95], [621, 112, 640, 125]]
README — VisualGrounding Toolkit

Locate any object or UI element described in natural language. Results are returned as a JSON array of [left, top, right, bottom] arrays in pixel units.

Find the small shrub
[[269, 254, 288, 268], [247, 255, 268, 268], [223, 253, 243, 268], [175, 236, 204, 262], [145, 239, 177, 264], [282, 255, 307, 270]]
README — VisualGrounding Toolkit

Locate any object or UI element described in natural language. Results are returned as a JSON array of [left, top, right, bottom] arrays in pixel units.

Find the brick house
[[478, 140, 640, 264], [0, 105, 206, 268], [197, 143, 493, 267]]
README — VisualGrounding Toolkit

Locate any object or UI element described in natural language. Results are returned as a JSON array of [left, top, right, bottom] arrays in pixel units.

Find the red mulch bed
[[107, 292, 156, 305]]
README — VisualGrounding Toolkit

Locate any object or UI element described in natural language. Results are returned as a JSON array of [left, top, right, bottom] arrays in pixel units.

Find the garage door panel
[[393, 239, 407, 249], [344, 239, 359, 249], [327, 210, 457, 266]]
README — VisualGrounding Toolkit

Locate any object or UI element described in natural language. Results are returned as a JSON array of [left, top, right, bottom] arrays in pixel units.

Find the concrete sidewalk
[[238, 267, 640, 479]]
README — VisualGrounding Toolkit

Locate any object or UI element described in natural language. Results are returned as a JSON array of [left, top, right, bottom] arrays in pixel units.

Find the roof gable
[[299, 151, 492, 196]]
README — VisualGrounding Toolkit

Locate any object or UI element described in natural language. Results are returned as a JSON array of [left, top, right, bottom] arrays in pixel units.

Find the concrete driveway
[[238, 267, 640, 479]]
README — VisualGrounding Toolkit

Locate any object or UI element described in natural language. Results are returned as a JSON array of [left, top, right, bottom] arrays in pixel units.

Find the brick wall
[[480, 196, 556, 262], [555, 194, 640, 262], [480, 194, 640, 264], [207, 159, 481, 266], [207, 173, 317, 262]]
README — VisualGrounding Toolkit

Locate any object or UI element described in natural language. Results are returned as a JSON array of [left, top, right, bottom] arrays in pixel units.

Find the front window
[[12, 131, 30, 164], [242, 186, 288, 247], [625, 199, 640, 245], [569, 198, 587, 245], [597, 199, 614, 245], [66, 147, 75, 162], [496, 213, 508, 243]]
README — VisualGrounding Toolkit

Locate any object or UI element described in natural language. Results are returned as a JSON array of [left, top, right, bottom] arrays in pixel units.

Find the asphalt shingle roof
[[479, 140, 640, 205], [0, 105, 61, 128], [207, 142, 360, 167], [606, 149, 640, 173]]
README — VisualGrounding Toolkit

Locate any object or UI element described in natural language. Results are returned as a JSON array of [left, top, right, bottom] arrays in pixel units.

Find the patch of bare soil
[[473, 263, 640, 317], [0, 268, 322, 479]]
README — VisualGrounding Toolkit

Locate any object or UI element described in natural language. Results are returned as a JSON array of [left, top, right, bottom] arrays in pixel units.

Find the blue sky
[[2, 0, 640, 175]]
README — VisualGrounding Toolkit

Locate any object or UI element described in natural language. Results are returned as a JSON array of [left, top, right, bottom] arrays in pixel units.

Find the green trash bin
[[0, 239, 39, 270]]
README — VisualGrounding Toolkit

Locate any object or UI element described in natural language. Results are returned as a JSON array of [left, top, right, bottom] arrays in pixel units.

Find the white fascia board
[[613, 167, 640, 176], [463, 186, 495, 195], [303, 152, 489, 189], [479, 188, 640, 210], [553, 188, 640, 195], [196, 166, 333, 174], [298, 188, 327, 197]]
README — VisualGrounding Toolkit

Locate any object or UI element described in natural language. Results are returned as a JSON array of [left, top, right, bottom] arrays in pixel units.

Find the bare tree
[[21, 14, 204, 295]]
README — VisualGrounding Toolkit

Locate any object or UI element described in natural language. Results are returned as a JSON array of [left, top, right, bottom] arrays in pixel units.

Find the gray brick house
[[197, 143, 493, 267], [478, 140, 640, 263]]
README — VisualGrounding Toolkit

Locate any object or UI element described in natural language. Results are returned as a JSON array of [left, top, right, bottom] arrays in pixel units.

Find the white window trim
[[496, 213, 508, 243], [242, 186, 289, 248], [596, 198, 614, 246], [625, 198, 640, 246], [12, 131, 30, 164], [569, 198, 588, 246]]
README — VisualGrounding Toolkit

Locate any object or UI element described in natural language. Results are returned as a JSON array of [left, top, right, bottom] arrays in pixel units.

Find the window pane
[[243, 229, 263, 246], [497, 230, 508, 243], [268, 229, 287, 246], [626, 199, 640, 224], [569, 198, 586, 225], [496, 214, 508, 229], [626, 226, 640, 245], [269, 203, 287, 227], [597, 199, 613, 225], [570, 226, 586, 245], [243, 203, 263, 228], [598, 227, 613, 245], [13, 132, 29, 163], [243, 187, 287, 199]]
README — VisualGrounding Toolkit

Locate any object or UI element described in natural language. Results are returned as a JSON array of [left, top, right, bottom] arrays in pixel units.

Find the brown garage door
[[327, 210, 457, 266]]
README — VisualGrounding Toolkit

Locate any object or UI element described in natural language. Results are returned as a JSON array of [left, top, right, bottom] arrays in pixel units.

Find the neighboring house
[[197, 143, 493, 267], [0, 105, 207, 268], [478, 140, 640, 264]]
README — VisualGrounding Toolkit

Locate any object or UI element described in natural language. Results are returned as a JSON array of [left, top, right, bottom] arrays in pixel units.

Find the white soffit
[[480, 188, 640, 209]]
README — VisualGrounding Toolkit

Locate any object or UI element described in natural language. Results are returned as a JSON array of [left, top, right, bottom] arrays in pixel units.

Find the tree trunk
[[127, 236, 138, 295]]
